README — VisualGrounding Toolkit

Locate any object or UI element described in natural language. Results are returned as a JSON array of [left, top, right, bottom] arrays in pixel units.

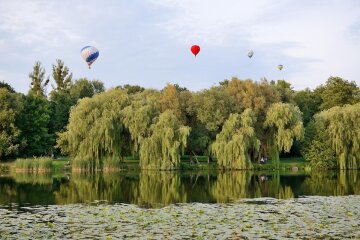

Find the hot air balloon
[[81, 46, 99, 69], [191, 45, 200, 57], [278, 64, 283, 71], [248, 50, 254, 58]]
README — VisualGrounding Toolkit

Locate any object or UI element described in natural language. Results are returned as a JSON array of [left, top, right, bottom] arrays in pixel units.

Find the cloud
[[0, 0, 83, 47], [148, 0, 360, 89]]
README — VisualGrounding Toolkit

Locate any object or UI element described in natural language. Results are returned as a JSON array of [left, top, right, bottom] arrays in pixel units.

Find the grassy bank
[[0, 157, 70, 173], [13, 157, 53, 173], [253, 157, 307, 171], [2, 156, 307, 173]]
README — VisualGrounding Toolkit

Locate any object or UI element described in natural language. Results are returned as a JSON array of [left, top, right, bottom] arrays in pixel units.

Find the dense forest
[[1, 60, 359, 170]]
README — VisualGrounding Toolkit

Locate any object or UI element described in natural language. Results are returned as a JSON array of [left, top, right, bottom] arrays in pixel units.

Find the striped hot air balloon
[[81, 46, 99, 69]]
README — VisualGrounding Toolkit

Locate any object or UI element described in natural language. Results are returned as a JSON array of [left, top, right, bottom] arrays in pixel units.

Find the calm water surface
[[0, 170, 359, 208]]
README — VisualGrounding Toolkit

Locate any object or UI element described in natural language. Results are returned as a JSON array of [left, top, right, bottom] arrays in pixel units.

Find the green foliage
[[0, 80, 15, 93], [225, 78, 280, 115], [13, 157, 53, 172], [139, 110, 190, 170], [317, 103, 360, 169], [56, 89, 130, 171], [192, 86, 231, 131], [301, 120, 337, 169], [320, 76, 359, 110], [28, 61, 49, 98], [52, 59, 72, 91], [122, 90, 160, 153], [17, 95, 53, 157], [49, 90, 73, 134], [117, 84, 145, 94], [270, 80, 294, 103], [264, 103, 304, 167], [0, 89, 22, 160], [293, 88, 322, 125], [70, 78, 105, 100], [211, 109, 259, 169]]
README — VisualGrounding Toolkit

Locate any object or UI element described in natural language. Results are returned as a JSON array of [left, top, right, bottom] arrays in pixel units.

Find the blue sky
[[1, 0, 360, 93]]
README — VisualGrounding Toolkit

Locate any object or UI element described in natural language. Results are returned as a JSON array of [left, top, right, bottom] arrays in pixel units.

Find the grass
[[13, 157, 53, 173], [253, 157, 307, 171], [52, 158, 70, 172]]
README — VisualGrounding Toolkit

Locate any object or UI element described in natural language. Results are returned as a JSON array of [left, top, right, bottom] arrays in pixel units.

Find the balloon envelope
[[191, 45, 200, 57], [81, 46, 99, 68], [278, 64, 283, 70], [248, 50, 254, 58]]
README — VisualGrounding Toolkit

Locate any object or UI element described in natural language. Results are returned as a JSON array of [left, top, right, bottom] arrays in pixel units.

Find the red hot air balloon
[[191, 45, 200, 57]]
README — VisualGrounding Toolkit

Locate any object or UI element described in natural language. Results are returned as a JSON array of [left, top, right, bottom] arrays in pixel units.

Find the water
[[1, 170, 359, 208]]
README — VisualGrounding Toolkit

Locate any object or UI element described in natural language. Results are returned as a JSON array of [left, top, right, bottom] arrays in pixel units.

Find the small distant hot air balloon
[[278, 64, 283, 71], [191, 45, 200, 57], [81, 46, 99, 69], [248, 50, 254, 58]]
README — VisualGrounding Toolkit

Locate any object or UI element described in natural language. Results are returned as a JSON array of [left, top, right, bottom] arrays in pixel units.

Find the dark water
[[0, 170, 359, 208]]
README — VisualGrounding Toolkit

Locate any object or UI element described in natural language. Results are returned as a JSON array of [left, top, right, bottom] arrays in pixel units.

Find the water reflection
[[0, 170, 359, 207]]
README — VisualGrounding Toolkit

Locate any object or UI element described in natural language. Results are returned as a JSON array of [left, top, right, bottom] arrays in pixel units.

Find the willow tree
[[139, 110, 190, 170], [56, 89, 130, 171], [122, 90, 160, 154], [264, 103, 304, 167], [224, 78, 281, 161], [211, 109, 260, 169], [316, 103, 360, 169]]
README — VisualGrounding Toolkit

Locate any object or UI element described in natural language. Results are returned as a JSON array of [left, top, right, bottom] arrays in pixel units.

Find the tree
[[293, 88, 322, 125], [28, 61, 49, 98], [17, 95, 53, 157], [192, 86, 232, 131], [320, 76, 359, 110], [0, 89, 22, 160], [139, 110, 190, 170], [52, 59, 72, 91], [211, 109, 260, 169], [159, 84, 183, 120], [56, 89, 130, 171], [264, 103, 304, 167], [122, 90, 160, 154], [224, 78, 281, 162], [117, 84, 145, 94], [49, 60, 73, 134], [0, 81, 15, 93], [49, 91, 73, 134], [270, 80, 294, 103], [225, 78, 280, 115], [69, 78, 105, 101], [316, 103, 360, 169], [301, 120, 337, 169]]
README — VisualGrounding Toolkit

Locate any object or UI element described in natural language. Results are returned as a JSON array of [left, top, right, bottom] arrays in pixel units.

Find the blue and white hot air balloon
[[80, 46, 99, 69]]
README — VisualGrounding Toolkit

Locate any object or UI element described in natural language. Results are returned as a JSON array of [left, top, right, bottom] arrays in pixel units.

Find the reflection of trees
[[54, 173, 138, 204], [300, 170, 360, 196], [133, 171, 187, 208], [211, 171, 252, 202], [0, 174, 56, 205], [249, 172, 295, 199], [277, 186, 294, 199]]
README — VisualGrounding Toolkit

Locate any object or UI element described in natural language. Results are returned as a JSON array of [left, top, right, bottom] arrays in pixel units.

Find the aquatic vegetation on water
[[0, 196, 359, 239]]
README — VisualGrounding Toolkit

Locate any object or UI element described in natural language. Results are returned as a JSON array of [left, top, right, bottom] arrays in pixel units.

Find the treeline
[[1, 60, 359, 170]]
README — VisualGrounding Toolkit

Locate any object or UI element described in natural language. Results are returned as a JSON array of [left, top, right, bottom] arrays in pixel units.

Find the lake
[[1, 170, 359, 207], [1, 170, 359, 239]]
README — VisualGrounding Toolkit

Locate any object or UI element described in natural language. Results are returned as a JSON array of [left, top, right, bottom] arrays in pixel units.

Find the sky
[[0, 0, 360, 93]]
